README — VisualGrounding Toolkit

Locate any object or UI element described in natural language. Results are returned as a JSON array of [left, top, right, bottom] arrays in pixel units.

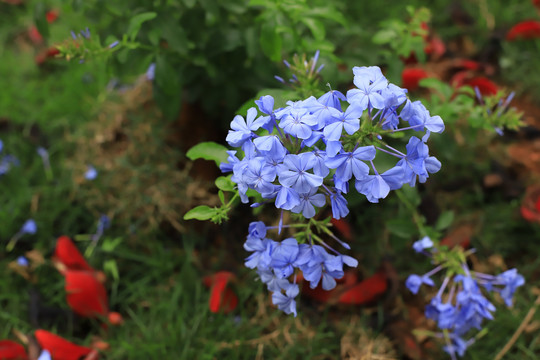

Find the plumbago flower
[[406, 237, 525, 359], [220, 65, 444, 316]]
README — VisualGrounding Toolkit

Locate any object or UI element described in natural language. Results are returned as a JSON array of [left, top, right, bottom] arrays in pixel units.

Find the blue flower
[[244, 158, 277, 195], [325, 146, 376, 183], [85, 165, 98, 180], [37, 350, 52, 360], [21, 219, 37, 235], [257, 268, 290, 292], [425, 296, 456, 329], [244, 237, 273, 269], [494, 269, 525, 306], [278, 153, 323, 193], [226, 108, 265, 149], [219, 150, 241, 173], [406, 274, 435, 294], [275, 186, 301, 210], [146, 63, 156, 80], [253, 135, 287, 161], [272, 282, 299, 316], [323, 104, 362, 141], [330, 191, 349, 219], [413, 236, 434, 253], [318, 90, 346, 111], [291, 188, 326, 218], [278, 108, 318, 139], [347, 66, 388, 110], [270, 238, 300, 278], [17, 256, 29, 267]]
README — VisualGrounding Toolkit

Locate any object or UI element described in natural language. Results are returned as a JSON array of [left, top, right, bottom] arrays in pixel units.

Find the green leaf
[[186, 142, 228, 166], [218, 190, 225, 204], [435, 211, 454, 231], [301, 18, 325, 41], [34, 2, 50, 39], [260, 22, 282, 61], [127, 12, 157, 40], [372, 29, 396, 44], [184, 205, 218, 221], [386, 218, 417, 239], [215, 176, 235, 192], [183, 0, 196, 8], [153, 54, 182, 119], [104, 259, 120, 281], [419, 78, 453, 99], [102, 237, 123, 252]]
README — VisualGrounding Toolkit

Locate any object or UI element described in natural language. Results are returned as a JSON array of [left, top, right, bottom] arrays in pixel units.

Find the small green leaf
[[184, 205, 218, 221], [386, 219, 417, 239], [373, 29, 396, 44], [218, 190, 225, 204], [435, 211, 454, 231], [104, 260, 120, 281], [102, 237, 123, 252], [34, 2, 50, 39], [301, 18, 325, 41], [260, 22, 282, 61], [127, 12, 157, 40], [215, 176, 235, 192], [186, 142, 228, 166]]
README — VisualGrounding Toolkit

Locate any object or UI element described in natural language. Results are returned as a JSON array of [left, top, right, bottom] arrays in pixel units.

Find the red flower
[[521, 186, 540, 222], [65, 270, 108, 318], [506, 20, 540, 41], [401, 68, 429, 91], [202, 271, 238, 314], [35, 330, 93, 360], [455, 59, 480, 71], [337, 270, 387, 305], [0, 340, 27, 360], [46, 10, 59, 23], [54, 236, 94, 273], [424, 36, 446, 58], [463, 76, 498, 96]]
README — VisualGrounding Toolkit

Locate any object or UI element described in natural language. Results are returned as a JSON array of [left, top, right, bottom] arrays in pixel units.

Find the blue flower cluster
[[406, 237, 525, 359], [221, 66, 444, 220], [244, 221, 358, 316]]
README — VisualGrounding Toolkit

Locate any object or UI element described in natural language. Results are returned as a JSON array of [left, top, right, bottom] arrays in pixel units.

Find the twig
[[494, 293, 540, 360]]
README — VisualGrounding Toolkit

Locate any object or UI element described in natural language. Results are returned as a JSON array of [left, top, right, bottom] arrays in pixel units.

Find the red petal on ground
[[28, 27, 43, 45], [534, 0, 540, 9], [338, 271, 387, 305], [0, 340, 27, 360], [203, 271, 238, 314], [46, 10, 59, 23], [54, 236, 94, 273], [506, 20, 540, 41], [521, 186, 540, 223], [401, 68, 429, 92], [65, 271, 108, 318], [301, 283, 337, 303], [456, 59, 481, 71], [330, 218, 352, 241], [336, 270, 358, 286], [424, 36, 446, 58], [35, 330, 92, 360], [463, 76, 498, 96]]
